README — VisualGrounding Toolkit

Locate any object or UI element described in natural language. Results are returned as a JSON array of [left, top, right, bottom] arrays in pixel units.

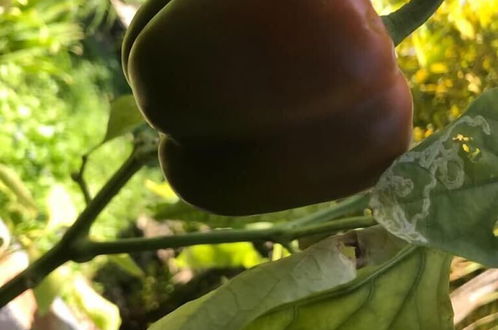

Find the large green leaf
[[148, 236, 357, 330], [371, 88, 498, 266], [244, 247, 453, 330]]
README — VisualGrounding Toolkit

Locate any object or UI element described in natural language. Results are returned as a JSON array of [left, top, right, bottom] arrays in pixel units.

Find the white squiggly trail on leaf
[[370, 115, 491, 244]]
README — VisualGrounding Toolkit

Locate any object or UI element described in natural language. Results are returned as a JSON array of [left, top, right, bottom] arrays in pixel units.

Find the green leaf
[[148, 236, 357, 330], [102, 94, 145, 144], [244, 247, 453, 330], [355, 225, 409, 267], [68, 275, 121, 330], [0, 163, 37, 211], [175, 242, 266, 269], [371, 88, 498, 266], [46, 184, 78, 230], [108, 254, 145, 278]]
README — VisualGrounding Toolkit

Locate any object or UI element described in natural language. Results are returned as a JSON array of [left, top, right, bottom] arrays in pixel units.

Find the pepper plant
[[1, 0, 498, 329]]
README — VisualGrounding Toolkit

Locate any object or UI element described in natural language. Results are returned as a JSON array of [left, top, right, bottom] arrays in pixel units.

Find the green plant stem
[[0, 134, 371, 308], [284, 193, 370, 228], [72, 153, 92, 205], [83, 216, 376, 257], [382, 0, 444, 46], [0, 146, 154, 308], [62, 147, 150, 242], [0, 245, 68, 309]]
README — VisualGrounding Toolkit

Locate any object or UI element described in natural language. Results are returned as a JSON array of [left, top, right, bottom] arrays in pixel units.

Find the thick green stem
[[382, 0, 444, 46], [0, 245, 67, 308], [83, 216, 376, 257]]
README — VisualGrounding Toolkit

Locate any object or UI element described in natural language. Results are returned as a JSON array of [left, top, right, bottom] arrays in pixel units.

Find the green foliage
[[2, 0, 498, 328], [0, 163, 36, 212], [0, 0, 151, 325], [391, 0, 498, 135], [63, 275, 121, 330], [108, 254, 145, 277], [86, 141, 160, 240], [150, 228, 453, 330], [149, 236, 357, 330], [102, 94, 145, 144], [33, 270, 65, 315], [0, 0, 158, 244], [0, 0, 111, 193], [371, 89, 498, 267], [245, 248, 453, 330], [175, 242, 266, 270]]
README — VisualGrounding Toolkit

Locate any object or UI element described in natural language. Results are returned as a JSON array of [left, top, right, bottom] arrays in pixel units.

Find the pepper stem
[[382, 0, 444, 46]]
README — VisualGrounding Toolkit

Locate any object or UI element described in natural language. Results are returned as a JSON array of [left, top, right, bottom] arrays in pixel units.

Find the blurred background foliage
[[0, 0, 497, 329], [374, 0, 498, 141]]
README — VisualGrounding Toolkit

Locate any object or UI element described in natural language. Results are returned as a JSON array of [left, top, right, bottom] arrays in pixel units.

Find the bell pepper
[[123, 0, 413, 215]]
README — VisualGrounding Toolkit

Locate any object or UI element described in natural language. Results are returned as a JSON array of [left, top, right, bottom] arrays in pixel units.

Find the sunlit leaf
[[68, 275, 121, 330], [244, 247, 453, 330], [46, 184, 77, 230], [0, 163, 37, 211], [148, 236, 357, 330], [175, 242, 266, 269], [108, 254, 145, 278], [33, 269, 67, 315], [145, 179, 179, 203], [371, 88, 498, 267], [102, 94, 144, 144]]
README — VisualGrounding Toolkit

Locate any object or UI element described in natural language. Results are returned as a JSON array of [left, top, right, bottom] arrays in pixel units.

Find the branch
[[82, 216, 376, 257], [71, 153, 92, 205], [0, 144, 156, 308], [0, 129, 370, 307], [382, 0, 444, 46], [62, 145, 154, 242], [0, 245, 67, 309]]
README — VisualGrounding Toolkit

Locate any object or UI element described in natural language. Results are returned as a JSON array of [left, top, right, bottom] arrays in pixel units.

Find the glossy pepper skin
[[123, 0, 413, 216]]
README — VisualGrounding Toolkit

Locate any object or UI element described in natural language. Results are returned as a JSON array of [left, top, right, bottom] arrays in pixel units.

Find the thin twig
[[71, 153, 92, 205]]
